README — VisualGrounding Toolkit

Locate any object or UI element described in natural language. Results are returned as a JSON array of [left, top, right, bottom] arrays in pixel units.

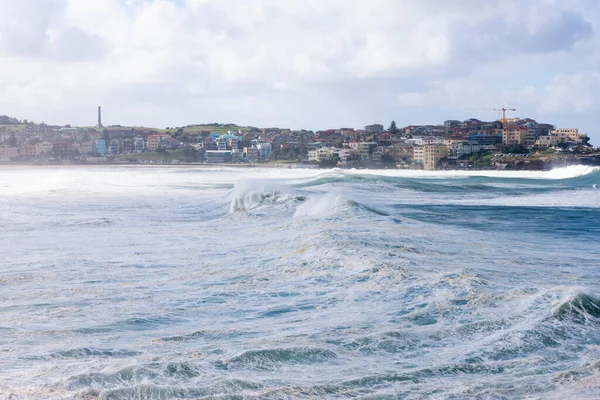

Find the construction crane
[[466, 106, 516, 125]]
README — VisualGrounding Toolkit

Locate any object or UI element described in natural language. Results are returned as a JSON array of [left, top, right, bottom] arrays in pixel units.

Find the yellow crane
[[466, 106, 517, 125]]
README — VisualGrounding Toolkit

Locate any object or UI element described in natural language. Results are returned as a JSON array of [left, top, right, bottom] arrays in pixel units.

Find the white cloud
[[539, 73, 600, 114], [0, 0, 598, 141]]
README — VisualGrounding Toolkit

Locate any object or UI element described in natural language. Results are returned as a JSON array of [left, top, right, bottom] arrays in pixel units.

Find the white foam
[[342, 165, 600, 180], [293, 191, 346, 218], [229, 179, 294, 212]]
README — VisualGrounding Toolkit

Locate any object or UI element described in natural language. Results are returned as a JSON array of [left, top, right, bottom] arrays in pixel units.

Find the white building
[[447, 142, 482, 160], [216, 140, 228, 151], [349, 142, 376, 160], [134, 137, 145, 152], [338, 148, 358, 161], [308, 147, 339, 161], [35, 141, 53, 155]]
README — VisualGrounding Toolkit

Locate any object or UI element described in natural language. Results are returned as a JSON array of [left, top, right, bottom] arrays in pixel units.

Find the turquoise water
[[1, 166, 599, 399]]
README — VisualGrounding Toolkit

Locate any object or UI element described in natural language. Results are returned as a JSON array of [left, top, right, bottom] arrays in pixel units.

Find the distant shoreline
[[1, 153, 599, 171]]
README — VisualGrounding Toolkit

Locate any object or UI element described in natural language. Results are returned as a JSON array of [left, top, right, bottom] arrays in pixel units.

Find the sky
[[0, 0, 599, 141]]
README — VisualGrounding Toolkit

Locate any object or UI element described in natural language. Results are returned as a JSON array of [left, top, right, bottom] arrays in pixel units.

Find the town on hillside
[[0, 109, 598, 170]]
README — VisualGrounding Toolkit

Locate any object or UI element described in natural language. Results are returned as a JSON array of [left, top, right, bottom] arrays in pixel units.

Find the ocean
[[1, 165, 599, 399]]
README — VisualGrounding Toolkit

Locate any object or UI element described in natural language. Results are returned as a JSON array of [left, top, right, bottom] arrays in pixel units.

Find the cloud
[[0, 0, 598, 141], [539, 73, 600, 114]]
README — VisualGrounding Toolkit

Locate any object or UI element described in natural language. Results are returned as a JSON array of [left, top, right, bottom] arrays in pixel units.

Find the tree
[[82, 132, 91, 142], [182, 146, 199, 162], [8, 133, 17, 147], [381, 154, 396, 164], [388, 120, 399, 134]]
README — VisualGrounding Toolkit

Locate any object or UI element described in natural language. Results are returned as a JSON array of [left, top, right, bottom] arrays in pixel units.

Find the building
[[444, 120, 461, 129], [535, 135, 559, 147], [552, 128, 586, 143], [257, 143, 272, 160], [308, 147, 338, 162], [365, 124, 384, 134], [19, 143, 36, 157], [216, 140, 228, 151], [423, 144, 448, 170], [73, 142, 95, 156], [349, 141, 376, 160], [243, 146, 259, 162], [95, 139, 106, 156], [205, 150, 232, 164], [35, 141, 53, 155], [121, 139, 133, 153], [231, 148, 243, 162], [372, 146, 384, 162], [146, 133, 171, 152], [392, 143, 414, 163], [0, 146, 19, 161], [471, 134, 502, 146], [447, 141, 482, 160], [108, 139, 120, 154], [502, 125, 527, 146], [338, 147, 359, 162], [413, 146, 424, 168], [316, 130, 342, 145], [134, 137, 145, 152]]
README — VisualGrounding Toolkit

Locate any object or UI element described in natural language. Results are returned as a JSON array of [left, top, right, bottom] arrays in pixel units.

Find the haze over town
[[1, 0, 599, 142]]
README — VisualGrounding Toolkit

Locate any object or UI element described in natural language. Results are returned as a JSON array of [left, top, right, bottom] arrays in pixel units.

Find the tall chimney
[[97, 106, 103, 128]]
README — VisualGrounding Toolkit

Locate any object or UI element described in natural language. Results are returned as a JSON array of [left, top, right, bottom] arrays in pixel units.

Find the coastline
[[2, 155, 600, 171]]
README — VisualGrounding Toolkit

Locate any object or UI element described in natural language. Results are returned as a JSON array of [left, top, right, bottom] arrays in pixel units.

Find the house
[[19, 143, 36, 157], [121, 139, 133, 153], [0, 146, 19, 161], [349, 141, 376, 160], [365, 124, 384, 134], [108, 139, 120, 154], [134, 137, 145, 152], [308, 147, 338, 161], [447, 141, 482, 160], [444, 120, 461, 129], [35, 141, 53, 155], [73, 142, 95, 156], [316, 130, 342, 145], [146, 133, 172, 152]]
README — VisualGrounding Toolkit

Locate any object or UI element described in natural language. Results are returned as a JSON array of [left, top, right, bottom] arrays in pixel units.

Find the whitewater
[[1, 165, 599, 399]]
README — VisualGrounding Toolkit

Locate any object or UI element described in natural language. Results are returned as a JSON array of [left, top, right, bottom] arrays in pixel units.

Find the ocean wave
[[225, 347, 338, 369], [552, 292, 600, 323], [229, 179, 301, 212], [293, 192, 346, 218], [292, 165, 600, 188], [47, 347, 140, 359]]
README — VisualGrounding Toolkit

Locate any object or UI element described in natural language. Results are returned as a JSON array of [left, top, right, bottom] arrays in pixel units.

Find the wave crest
[[229, 179, 297, 212]]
